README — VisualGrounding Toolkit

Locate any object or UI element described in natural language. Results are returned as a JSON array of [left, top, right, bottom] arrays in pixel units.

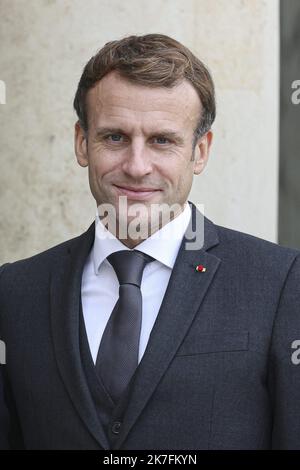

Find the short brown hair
[[73, 33, 216, 145]]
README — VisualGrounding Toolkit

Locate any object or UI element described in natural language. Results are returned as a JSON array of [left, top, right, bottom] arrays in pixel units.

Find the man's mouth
[[113, 184, 162, 200]]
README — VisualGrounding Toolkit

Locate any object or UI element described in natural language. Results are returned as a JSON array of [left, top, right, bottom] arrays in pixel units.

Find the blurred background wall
[[279, 0, 300, 249], [0, 0, 279, 263]]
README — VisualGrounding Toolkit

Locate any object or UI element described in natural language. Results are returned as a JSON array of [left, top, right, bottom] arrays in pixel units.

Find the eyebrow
[[94, 127, 185, 145]]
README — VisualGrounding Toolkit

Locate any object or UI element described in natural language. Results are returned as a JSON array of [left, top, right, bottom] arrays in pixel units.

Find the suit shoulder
[[0, 264, 8, 278], [213, 223, 300, 266]]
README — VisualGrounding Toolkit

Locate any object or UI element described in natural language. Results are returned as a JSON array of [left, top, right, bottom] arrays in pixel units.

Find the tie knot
[[107, 250, 154, 287]]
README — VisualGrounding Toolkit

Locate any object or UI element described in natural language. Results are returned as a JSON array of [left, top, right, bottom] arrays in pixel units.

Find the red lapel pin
[[195, 264, 206, 272]]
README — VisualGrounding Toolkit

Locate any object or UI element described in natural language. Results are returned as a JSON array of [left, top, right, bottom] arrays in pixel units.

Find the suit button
[[111, 421, 122, 435]]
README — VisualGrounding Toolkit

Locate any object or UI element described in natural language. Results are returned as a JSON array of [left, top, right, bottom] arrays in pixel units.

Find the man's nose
[[121, 142, 153, 178]]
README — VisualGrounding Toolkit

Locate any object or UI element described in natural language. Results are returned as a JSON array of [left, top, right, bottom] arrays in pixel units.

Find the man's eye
[[154, 137, 170, 144], [106, 134, 123, 142]]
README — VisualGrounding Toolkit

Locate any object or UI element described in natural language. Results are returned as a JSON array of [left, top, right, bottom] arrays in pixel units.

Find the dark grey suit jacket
[[1, 202, 300, 449]]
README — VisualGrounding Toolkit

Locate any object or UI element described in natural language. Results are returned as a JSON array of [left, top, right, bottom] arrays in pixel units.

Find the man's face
[[75, 70, 212, 241]]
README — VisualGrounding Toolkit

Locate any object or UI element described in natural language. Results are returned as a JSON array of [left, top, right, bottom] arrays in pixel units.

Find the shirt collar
[[92, 202, 191, 273]]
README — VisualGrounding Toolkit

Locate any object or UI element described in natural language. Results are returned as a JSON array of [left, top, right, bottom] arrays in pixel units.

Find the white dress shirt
[[81, 202, 191, 364]]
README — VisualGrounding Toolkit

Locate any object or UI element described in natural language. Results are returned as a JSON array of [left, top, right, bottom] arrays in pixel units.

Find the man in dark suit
[[1, 33, 300, 450]]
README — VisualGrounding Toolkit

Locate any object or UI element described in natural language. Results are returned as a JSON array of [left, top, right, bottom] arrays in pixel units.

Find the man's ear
[[74, 121, 89, 167], [193, 130, 213, 175]]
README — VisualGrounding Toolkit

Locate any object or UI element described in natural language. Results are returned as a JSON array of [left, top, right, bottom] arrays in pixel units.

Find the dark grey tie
[[95, 249, 154, 405]]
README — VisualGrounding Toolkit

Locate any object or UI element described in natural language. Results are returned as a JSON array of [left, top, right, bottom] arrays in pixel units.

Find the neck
[[98, 201, 187, 247]]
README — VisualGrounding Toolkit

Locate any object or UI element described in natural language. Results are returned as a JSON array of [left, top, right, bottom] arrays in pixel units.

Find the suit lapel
[[113, 202, 221, 449], [50, 223, 111, 450]]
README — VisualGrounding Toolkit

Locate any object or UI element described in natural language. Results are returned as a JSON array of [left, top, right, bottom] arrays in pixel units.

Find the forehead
[[85, 71, 201, 131]]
